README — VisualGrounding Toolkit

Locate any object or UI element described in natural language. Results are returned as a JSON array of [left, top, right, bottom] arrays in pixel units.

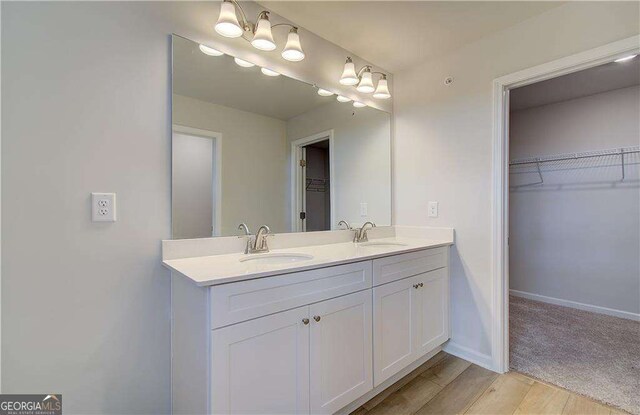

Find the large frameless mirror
[[171, 34, 391, 239]]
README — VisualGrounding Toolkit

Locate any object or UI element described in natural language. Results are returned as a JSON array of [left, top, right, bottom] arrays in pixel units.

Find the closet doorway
[[291, 130, 335, 232], [505, 57, 639, 413]]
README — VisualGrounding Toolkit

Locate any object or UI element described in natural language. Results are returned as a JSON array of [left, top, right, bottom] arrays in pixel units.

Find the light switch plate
[[92, 193, 116, 222], [360, 202, 368, 217], [428, 201, 438, 218]]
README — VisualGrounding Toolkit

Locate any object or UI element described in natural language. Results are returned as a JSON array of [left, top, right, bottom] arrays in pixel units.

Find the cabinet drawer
[[210, 261, 373, 329], [372, 247, 447, 286]]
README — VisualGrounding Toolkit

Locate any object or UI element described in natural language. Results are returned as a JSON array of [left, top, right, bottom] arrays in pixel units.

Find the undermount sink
[[239, 253, 314, 265], [358, 241, 409, 248]]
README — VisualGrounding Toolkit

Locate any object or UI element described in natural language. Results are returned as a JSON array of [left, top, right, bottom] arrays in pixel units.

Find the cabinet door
[[211, 306, 310, 414], [413, 267, 450, 358], [373, 277, 417, 386], [309, 290, 373, 414]]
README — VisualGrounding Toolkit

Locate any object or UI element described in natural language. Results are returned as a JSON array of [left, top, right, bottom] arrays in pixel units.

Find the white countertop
[[163, 236, 453, 287]]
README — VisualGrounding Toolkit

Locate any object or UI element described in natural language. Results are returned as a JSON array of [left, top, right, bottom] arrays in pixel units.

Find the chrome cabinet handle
[[302, 318, 310, 325], [313, 315, 321, 322]]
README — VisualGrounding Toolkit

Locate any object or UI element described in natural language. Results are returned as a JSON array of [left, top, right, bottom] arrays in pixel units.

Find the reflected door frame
[[291, 130, 335, 232], [172, 124, 223, 237]]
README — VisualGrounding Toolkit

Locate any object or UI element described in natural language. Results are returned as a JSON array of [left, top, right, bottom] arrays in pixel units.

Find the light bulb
[[336, 95, 351, 103], [234, 57, 255, 68], [614, 54, 638, 63], [340, 57, 359, 86], [317, 89, 333, 97], [199, 44, 224, 56], [373, 77, 391, 99], [282, 28, 305, 62], [353, 102, 366, 108], [261, 68, 280, 77], [251, 13, 276, 51], [215, 1, 244, 38], [357, 69, 375, 93]]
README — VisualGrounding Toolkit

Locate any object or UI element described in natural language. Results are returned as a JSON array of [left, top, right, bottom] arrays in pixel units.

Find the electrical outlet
[[92, 193, 116, 222], [360, 202, 368, 217], [428, 201, 438, 218]]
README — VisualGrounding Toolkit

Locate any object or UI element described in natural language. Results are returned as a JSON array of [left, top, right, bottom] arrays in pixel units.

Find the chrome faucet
[[338, 220, 352, 230], [354, 222, 376, 243], [249, 225, 271, 254], [238, 223, 251, 236]]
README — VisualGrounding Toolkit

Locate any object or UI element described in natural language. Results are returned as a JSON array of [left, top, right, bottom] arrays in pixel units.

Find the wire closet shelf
[[509, 145, 640, 186]]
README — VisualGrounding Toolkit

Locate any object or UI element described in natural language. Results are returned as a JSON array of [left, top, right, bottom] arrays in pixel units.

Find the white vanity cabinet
[[170, 245, 450, 415]]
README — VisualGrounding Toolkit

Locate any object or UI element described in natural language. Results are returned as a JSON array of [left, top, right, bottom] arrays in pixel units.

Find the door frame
[[491, 35, 639, 373], [290, 130, 335, 232], [172, 124, 223, 237]]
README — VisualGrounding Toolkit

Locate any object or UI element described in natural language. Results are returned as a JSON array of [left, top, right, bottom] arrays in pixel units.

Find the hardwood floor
[[350, 352, 627, 415]]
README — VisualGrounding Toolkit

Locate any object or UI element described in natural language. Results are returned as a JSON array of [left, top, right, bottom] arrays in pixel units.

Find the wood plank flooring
[[351, 352, 628, 415]]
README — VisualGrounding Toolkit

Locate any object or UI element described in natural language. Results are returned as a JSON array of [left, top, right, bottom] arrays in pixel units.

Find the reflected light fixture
[[340, 57, 359, 85], [336, 95, 351, 103], [356, 68, 375, 93], [282, 28, 305, 62], [339, 56, 391, 100], [317, 88, 333, 97], [214, 1, 305, 62], [215, 0, 244, 38], [234, 57, 255, 68], [199, 44, 224, 56], [353, 101, 366, 108], [251, 12, 276, 51], [614, 54, 638, 63], [261, 67, 280, 76], [373, 75, 391, 99]]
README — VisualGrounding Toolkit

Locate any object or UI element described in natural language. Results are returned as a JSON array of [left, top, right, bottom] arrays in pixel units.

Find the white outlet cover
[[360, 202, 368, 217], [92, 192, 116, 222], [428, 201, 438, 218]]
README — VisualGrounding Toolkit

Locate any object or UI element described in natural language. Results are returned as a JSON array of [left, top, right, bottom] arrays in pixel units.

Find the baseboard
[[510, 289, 640, 322], [443, 341, 494, 371]]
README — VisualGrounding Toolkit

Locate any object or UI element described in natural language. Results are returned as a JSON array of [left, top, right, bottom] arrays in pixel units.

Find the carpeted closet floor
[[509, 295, 640, 414]]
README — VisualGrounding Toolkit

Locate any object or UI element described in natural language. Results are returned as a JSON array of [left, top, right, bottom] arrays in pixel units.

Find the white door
[[309, 290, 373, 414], [413, 267, 450, 357], [211, 306, 310, 414], [373, 277, 417, 386]]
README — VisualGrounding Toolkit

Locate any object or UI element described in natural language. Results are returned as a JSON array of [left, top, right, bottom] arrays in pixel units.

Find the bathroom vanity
[[163, 227, 453, 414]]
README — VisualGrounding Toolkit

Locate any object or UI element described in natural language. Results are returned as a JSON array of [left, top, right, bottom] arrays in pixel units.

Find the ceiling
[[510, 57, 640, 111], [260, 1, 564, 73], [173, 35, 335, 120]]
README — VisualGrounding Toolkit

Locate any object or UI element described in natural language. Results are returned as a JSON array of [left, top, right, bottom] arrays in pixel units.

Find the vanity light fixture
[[356, 68, 375, 93], [214, 1, 305, 62], [336, 95, 351, 103], [199, 44, 224, 56], [234, 57, 255, 68], [339, 56, 391, 99], [261, 67, 280, 76], [614, 54, 638, 63], [339, 57, 359, 86], [317, 88, 334, 97], [353, 101, 366, 108], [251, 12, 276, 51], [215, 0, 245, 38], [373, 75, 391, 99]]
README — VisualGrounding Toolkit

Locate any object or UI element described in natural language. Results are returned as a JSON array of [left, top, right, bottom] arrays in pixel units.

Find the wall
[[393, 1, 640, 366], [1, 2, 386, 413], [287, 103, 392, 229], [173, 94, 288, 236], [509, 86, 640, 316]]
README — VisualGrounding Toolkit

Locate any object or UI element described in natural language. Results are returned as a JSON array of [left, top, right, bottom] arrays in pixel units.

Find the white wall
[[1, 2, 386, 413], [509, 86, 640, 315], [287, 103, 392, 229], [173, 94, 288, 236], [393, 1, 640, 365]]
